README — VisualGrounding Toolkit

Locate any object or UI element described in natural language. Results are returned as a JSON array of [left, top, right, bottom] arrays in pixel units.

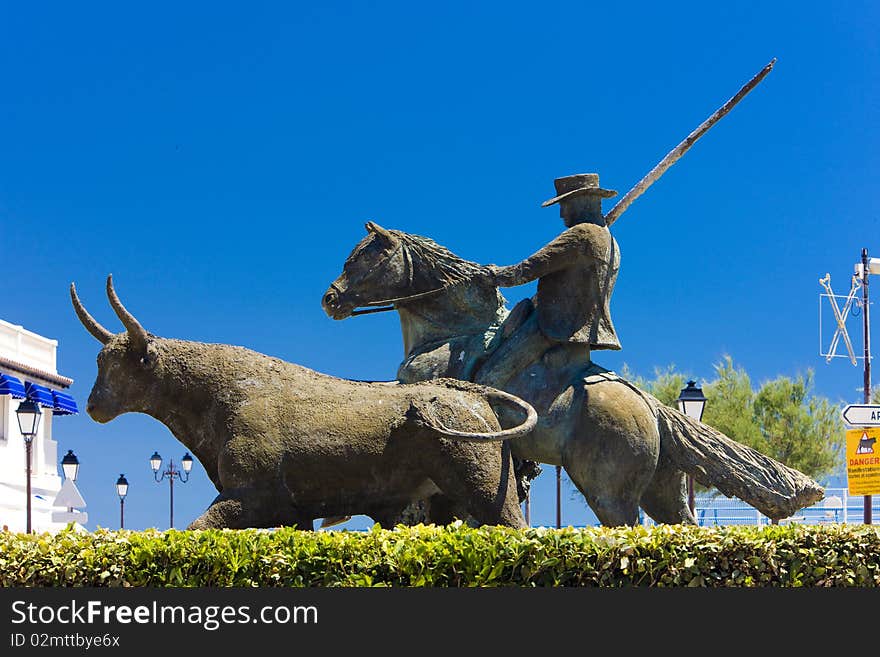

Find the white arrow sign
[[841, 404, 880, 426], [52, 478, 86, 509]]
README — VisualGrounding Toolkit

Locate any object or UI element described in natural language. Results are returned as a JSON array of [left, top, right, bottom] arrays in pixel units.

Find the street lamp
[[60, 449, 80, 516], [150, 451, 193, 529], [677, 380, 707, 518], [61, 450, 80, 482], [555, 465, 562, 529], [15, 398, 42, 534], [115, 474, 129, 529]]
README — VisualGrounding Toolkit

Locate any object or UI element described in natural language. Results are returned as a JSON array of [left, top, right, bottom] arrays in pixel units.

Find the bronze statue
[[490, 173, 620, 350], [323, 222, 824, 525], [321, 59, 811, 528], [72, 276, 537, 530], [479, 173, 620, 403]]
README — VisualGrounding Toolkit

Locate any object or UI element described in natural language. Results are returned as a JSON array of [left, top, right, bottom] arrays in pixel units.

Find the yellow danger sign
[[846, 427, 880, 496]]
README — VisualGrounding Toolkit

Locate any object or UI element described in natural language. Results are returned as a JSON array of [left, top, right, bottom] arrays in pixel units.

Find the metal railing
[[640, 488, 878, 527]]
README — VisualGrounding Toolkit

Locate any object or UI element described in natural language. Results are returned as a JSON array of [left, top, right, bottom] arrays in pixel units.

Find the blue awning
[[51, 390, 78, 416], [0, 374, 26, 398], [25, 381, 55, 408]]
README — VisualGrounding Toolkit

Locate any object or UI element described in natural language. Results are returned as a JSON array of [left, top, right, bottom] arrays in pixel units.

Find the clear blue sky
[[2, 2, 878, 531]]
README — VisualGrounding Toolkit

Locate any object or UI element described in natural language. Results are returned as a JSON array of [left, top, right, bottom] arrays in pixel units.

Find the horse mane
[[390, 229, 487, 288]]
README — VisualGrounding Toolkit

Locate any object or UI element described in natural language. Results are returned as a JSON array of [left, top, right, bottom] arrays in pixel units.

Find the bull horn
[[412, 386, 538, 443], [70, 283, 113, 344], [105, 274, 149, 349]]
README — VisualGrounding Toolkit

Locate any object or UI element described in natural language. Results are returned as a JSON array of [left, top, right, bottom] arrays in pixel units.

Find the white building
[[0, 319, 82, 532]]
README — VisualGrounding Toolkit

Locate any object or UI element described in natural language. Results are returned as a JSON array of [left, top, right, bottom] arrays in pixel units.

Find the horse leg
[[565, 459, 644, 527], [428, 442, 526, 528], [638, 454, 697, 525], [561, 380, 660, 527]]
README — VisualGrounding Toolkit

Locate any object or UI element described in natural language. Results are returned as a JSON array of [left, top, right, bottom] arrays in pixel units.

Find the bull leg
[[424, 493, 470, 526], [382, 495, 471, 527], [368, 505, 412, 529], [187, 487, 310, 530], [428, 442, 526, 529]]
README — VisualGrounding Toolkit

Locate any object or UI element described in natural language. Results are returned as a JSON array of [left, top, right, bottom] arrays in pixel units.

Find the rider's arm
[[491, 225, 600, 287]]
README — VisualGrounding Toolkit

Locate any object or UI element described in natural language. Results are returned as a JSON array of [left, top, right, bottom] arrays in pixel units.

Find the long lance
[[604, 58, 776, 227]]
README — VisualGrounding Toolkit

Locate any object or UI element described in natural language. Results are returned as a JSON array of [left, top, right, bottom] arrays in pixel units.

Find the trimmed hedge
[[1, 523, 879, 587]]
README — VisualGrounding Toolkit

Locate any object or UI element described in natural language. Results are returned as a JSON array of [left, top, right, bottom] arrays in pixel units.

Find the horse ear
[[365, 221, 397, 246]]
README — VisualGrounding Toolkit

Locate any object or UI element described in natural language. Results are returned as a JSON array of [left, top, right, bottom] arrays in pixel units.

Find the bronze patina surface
[[72, 276, 536, 530], [325, 211, 824, 526]]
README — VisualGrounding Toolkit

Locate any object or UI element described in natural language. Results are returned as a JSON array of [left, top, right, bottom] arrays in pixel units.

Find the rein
[[350, 285, 448, 316]]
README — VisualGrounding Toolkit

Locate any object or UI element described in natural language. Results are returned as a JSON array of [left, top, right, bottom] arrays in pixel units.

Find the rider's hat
[[541, 173, 617, 207]]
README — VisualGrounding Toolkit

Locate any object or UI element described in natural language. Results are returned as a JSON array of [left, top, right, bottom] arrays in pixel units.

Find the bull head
[[70, 275, 159, 423]]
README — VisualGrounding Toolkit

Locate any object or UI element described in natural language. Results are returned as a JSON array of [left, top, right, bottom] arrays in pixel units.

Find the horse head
[[323, 221, 501, 322], [322, 221, 408, 319]]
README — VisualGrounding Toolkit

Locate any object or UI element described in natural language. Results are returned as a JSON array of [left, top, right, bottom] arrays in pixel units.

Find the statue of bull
[[71, 276, 536, 530]]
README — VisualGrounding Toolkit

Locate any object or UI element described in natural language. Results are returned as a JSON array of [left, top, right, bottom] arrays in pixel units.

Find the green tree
[[620, 363, 688, 407], [751, 371, 843, 480], [701, 356, 763, 449]]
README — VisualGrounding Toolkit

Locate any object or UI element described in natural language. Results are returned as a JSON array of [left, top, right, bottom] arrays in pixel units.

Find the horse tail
[[654, 404, 825, 520], [410, 382, 538, 443]]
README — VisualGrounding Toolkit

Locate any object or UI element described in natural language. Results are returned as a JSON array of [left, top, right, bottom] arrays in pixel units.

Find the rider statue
[[481, 173, 621, 406]]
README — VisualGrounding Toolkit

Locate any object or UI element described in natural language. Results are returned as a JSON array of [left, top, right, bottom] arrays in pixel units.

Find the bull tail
[[655, 404, 825, 520], [410, 383, 537, 442]]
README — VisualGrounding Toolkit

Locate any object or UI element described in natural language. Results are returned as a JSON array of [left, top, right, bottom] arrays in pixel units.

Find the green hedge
[[1, 523, 879, 587]]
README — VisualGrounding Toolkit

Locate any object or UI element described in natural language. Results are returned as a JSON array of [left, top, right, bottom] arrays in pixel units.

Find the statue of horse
[[322, 222, 825, 526]]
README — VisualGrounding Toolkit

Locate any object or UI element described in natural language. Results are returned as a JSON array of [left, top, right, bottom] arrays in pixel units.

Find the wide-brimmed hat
[[541, 173, 617, 207]]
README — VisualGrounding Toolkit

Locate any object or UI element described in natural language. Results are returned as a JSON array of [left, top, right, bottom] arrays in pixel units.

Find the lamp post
[[15, 398, 42, 534], [555, 465, 562, 529], [860, 248, 872, 525], [115, 474, 129, 529], [677, 380, 707, 518], [150, 452, 192, 529], [60, 450, 80, 514]]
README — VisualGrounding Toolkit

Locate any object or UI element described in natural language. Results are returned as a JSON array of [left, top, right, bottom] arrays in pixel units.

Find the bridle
[[332, 281, 448, 316], [335, 238, 448, 316], [349, 286, 449, 315]]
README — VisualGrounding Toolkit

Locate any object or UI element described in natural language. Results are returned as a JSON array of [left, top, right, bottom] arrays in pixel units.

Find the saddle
[[474, 298, 659, 419]]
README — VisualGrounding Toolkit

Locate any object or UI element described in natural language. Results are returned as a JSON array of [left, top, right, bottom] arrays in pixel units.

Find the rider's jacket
[[495, 222, 621, 350]]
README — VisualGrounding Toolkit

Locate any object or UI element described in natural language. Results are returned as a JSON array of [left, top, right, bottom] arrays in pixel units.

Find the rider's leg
[[473, 312, 553, 392]]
